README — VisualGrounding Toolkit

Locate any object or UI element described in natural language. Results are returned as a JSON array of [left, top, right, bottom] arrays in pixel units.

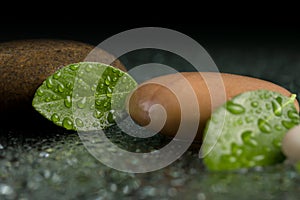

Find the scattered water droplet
[[251, 101, 258, 108], [0, 184, 14, 196], [272, 139, 282, 148], [282, 120, 295, 129], [93, 110, 103, 119], [46, 78, 54, 88], [0, 144, 3, 149], [37, 88, 44, 96], [108, 111, 115, 123], [253, 155, 265, 161], [105, 76, 111, 85], [70, 64, 79, 71], [103, 102, 110, 108], [51, 113, 60, 123], [231, 143, 243, 156], [112, 67, 118, 73], [45, 97, 51, 102], [51, 95, 58, 100], [245, 116, 253, 123], [58, 84, 65, 93], [66, 82, 73, 89], [288, 110, 299, 120], [63, 117, 73, 130], [112, 77, 118, 82], [39, 151, 50, 158], [274, 124, 283, 131], [265, 103, 271, 110], [258, 119, 272, 133], [241, 130, 258, 147], [122, 76, 128, 83], [75, 118, 84, 127], [85, 64, 93, 72], [221, 155, 236, 163], [110, 183, 117, 192], [64, 96, 72, 108], [272, 99, 282, 116], [53, 71, 61, 79], [93, 122, 99, 127], [77, 97, 87, 109], [226, 101, 245, 114]]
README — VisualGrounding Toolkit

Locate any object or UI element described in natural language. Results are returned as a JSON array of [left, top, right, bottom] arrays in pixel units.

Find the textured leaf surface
[[32, 62, 137, 130], [202, 90, 300, 171]]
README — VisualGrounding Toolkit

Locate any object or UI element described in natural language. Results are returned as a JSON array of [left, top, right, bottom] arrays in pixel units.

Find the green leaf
[[201, 90, 300, 171], [32, 62, 137, 131]]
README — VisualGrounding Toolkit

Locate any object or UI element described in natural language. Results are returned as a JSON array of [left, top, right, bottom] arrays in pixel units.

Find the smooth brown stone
[[0, 39, 126, 129], [128, 72, 298, 142]]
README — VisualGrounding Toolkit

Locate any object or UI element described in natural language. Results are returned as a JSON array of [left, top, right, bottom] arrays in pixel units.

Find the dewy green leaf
[[32, 62, 137, 131], [201, 90, 300, 171]]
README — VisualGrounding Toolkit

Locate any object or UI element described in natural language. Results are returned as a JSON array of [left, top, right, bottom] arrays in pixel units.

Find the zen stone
[[0, 39, 125, 128]]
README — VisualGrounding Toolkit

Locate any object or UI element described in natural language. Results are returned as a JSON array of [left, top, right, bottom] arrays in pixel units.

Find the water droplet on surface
[[51, 113, 60, 123], [241, 130, 258, 147], [51, 95, 58, 100], [105, 76, 111, 85], [122, 76, 128, 83], [39, 151, 50, 158], [272, 99, 282, 116], [288, 110, 299, 120], [253, 155, 265, 161], [272, 139, 282, 148], [112, 67, 118, 73], [221, 155, 237, 163], [64, 96, 72, 108], [108, 111, 115, 123], [58, 84, 65, 93], [274, 124, 283, 131], [0, 184, 14, 196], [70, 64, 79, 71], [46, 78, 54, 88], [85, 64, 93, 72], [45, 97, 51, 102], [63, 117, 73, 130], [265, 103, 271, 110], [258, 119, 272, 133], [245, 116, 253, 123], [231, 143, 243, 156], [77, 97, 87, 109], [92, 122, 99, 127], [37, 88, 44, 96], [226, 101, 245, 114], [282, 120, 295, 129], [103, 102, 110, 108], [53, 71, 61, 79], [93, 110, 103, 119], [66, 82, 73, 89], [251, 101, 258, 108], [112, 77, 118, 82], [75, 118, 84, 127]]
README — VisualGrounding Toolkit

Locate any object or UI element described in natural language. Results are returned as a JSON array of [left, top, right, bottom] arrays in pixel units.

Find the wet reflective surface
[[2, 43, 300, 199]]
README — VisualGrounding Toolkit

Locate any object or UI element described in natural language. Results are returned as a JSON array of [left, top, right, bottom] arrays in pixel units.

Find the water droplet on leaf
[[258, 118, 272, 133], [51, 113, 60, 123], [282, 120, 295, 129], [75, 118, 84, 127], [241, 130, 258, 147], [77, 97, 87, 109], [226, 101, 245, 114], [64, 96, 72, 108], [251, 101, 258, 108], [62, 117, 73, 130]]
